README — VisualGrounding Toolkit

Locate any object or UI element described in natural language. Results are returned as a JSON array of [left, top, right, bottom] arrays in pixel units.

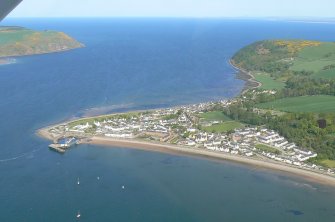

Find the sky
[[8, 0, 335, 18]]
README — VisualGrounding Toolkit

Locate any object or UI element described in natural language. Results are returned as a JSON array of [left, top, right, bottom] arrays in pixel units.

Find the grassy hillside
[[292, 42, 335, 79], [256, 95, 335, 113], [0, 26, 84, 57], [229, 40, 335, 160], [233, 40, 335, 83], [254, 72, 286, 90]]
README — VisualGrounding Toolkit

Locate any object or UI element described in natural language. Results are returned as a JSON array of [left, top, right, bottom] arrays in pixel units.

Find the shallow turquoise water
[[1, 18, 335, 221]]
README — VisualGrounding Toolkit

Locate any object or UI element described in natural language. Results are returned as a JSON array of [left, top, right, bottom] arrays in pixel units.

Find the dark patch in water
[[181, 164, 190, 168], [161, 157, 175, 165], [287, 209, 304, 216], [251, 173, 267, 182], [223, 176, 233, 180]]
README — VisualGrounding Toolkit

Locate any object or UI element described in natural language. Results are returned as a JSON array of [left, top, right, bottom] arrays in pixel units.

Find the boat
[[76, 211, 81, 218], [77, 178, 80, 185]]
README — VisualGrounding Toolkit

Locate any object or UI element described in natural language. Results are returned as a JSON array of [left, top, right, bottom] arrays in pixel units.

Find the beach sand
[[36, 59, 335, 187], [85, 136, 335, 187]]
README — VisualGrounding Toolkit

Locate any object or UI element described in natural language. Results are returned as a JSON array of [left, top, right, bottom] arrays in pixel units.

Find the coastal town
[[41, 98, 335, 177]]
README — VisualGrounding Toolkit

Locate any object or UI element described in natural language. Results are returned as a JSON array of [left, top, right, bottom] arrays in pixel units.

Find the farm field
[[200, 111, 231, 121], [254, 72, 286, 90], [319, 159, 335, 168], [311, 69, 335, 79], [202, 121, 244, 133], [290, 42, 335, 78], [256, 95, 335, 113]]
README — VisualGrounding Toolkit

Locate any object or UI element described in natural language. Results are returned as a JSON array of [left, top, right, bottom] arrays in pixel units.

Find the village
[[46, 99, 335, 176]]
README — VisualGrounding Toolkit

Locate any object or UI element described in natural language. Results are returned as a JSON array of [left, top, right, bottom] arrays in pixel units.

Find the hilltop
[[233, 40, 335, 82], [228, 40, 335, 165], [0, 26, 84, 58]]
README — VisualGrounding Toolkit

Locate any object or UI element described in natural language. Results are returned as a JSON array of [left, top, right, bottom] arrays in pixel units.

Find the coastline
[[86, 136, 335, 187], [0, 44, 85, 60], [36, 58, 335, 188], [0, 58, 16, 65], [229, 59, 262, 94]]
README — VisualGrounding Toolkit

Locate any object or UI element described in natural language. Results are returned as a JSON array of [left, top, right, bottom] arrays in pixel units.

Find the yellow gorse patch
[[274, 40, 321, 54]]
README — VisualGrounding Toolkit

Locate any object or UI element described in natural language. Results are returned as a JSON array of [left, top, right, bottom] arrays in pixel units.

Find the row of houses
[[59, 100, 327, 173]]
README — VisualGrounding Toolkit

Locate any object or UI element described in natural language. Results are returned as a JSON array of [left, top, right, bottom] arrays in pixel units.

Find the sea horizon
[[1, 18, 335, 221]]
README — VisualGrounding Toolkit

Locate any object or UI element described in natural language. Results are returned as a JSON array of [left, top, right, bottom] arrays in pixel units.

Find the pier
[[48, 144, 66, 153], [48, 137, 79, 153]]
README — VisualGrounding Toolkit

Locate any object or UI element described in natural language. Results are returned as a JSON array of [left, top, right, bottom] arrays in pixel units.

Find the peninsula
[[38, 39, 335, 185], [0, 26, 84, 64]]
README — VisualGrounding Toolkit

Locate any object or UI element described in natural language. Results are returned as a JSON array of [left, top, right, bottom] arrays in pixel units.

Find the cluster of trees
[[241, 76, 335, 105], [323, 64, 335, 70], [268, 113, 335, 160], [222, 102, 335, 159], [284, 77, 335, 96], [233, 40, 291, 74], [230, 40, 335, 160]]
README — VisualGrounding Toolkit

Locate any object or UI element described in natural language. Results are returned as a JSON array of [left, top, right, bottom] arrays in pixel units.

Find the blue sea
[[1, 18, 335, 221]]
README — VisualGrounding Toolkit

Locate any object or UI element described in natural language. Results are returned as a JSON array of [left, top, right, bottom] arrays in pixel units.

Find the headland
[[0, 26, 84, 59], [38, 39, 335, 186]]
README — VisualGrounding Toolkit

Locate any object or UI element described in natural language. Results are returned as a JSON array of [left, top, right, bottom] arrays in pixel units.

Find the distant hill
[[232, 39, 335, 80], [0, 26, 84, 58]]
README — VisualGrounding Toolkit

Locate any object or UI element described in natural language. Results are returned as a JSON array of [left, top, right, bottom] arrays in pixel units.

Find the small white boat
[[122, 185, 125, 189], [77, 178, 80, 185], [76, 211, 81, 218]]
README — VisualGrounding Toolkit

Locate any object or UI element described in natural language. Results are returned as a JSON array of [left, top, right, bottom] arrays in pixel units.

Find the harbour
[[1, 18, 335, 221], [48, 137, 77, 153]]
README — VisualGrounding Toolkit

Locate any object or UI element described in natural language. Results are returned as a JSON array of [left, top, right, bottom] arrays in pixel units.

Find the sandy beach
[[36, 58, 335, 188], [85, 136, 335, 187]]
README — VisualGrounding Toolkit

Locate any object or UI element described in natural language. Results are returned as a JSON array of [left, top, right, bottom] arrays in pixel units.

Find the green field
[[311, 69, 335, 79], [233, 40, 335, 80], [200, 111, 231, 121], [291, 59, 335, 73], [298, 43, 335, 60], [290, 42, 335, 78], [254, 72, 286, 90], [202, 121, 244, 133], [319, 159, 335, 168], [256, 95, 335, 113], [0, 27, 60, 44], [255, 144, 281, 154], [0, 28, 34, 44]]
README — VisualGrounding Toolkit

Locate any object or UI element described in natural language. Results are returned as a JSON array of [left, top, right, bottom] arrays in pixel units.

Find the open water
[[1, 18, 335, 221]]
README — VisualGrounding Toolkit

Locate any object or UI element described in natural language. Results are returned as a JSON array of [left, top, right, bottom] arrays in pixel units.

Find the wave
[[77, 103, 136, 118], [0, 148, 41, 163]]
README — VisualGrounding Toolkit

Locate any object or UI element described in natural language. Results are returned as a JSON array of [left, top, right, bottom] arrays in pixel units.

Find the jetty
[[48, 144, 66, 153], [48, 137, 78, 153]]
